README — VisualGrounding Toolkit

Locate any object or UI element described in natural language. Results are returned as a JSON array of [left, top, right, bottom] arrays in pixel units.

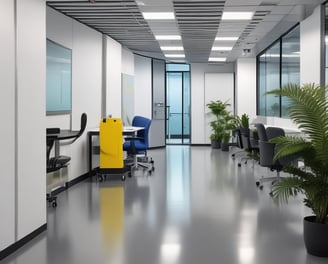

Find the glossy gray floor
[[2, 146, 327, 264]]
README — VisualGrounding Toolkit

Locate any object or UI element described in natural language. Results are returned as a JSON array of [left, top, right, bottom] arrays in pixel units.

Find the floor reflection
[[166, 146, 191, 224]]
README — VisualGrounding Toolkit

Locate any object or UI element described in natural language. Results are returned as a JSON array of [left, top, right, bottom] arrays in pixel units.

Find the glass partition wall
[[166, 64, 191, 145], [257, 25, 300, 117]]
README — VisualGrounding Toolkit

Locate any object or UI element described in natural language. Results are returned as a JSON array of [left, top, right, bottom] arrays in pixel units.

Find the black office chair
[[238, 127, 259, 167], [123, 116, 154, 174], [254, 123, 295, 194], [46, 113, 87, 207]]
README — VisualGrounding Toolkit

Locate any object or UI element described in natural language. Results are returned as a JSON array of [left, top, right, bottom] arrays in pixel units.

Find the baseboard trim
[[65, 172, 90, 188], [190, 144, 211, 146], [0, 224, 47, 261]]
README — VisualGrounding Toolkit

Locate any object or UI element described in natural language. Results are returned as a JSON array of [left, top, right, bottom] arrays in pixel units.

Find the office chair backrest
[[266, 126, 285, 140], [240, 127, 251, 149], [72, 112, 87, 143], [254, 123, 268, 142], [132, 116, 152, 147]]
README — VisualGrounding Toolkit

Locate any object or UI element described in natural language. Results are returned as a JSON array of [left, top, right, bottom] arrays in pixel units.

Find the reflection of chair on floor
[[123, 116, 154, 174], [254, 123, 296, 194], [46, 113, 87, 207]]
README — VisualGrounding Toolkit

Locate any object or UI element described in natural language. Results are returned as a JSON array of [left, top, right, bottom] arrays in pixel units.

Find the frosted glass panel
[[46, 39, 72, 113]]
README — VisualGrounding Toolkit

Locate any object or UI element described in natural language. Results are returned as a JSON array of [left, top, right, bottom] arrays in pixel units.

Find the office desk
[[87, 126, 143, 176], [47, 129, 80, 156]]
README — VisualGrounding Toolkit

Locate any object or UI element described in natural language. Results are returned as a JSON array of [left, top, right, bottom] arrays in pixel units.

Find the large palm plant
[[267, 83, 328, 224]]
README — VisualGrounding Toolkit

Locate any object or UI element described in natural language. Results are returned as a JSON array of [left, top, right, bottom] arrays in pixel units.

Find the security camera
[[242, 49, 251, 56]]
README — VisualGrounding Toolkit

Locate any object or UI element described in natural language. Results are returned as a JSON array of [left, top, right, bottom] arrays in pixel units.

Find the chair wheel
[[256, 181, 260, 186], [98, 175, 103, 182], [259, 185, 263, 190], [269, 191, 273, 196], [238, 163, 241, 167], [52, 201, 57, 208], [121, 175, 126, 181]]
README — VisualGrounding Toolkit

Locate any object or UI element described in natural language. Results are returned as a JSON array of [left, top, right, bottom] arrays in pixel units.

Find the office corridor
[[2, 146, 327, 264]]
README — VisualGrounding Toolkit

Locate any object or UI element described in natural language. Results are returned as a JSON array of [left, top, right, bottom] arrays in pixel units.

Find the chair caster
[[259, 185, 263, 190], [121, 175, 126, 181], [238, 163, 241, 167], [256, 181, 260, 186], [52, 201, 57, 208], [98, 175, 104, 182], [269, 191, 273, 196]]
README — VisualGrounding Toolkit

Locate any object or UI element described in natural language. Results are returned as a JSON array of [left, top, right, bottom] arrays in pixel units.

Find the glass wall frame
[[257, 24, 300, 117]]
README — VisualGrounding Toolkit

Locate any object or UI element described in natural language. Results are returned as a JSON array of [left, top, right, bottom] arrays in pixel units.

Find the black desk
[[47, 129, 80, 156]]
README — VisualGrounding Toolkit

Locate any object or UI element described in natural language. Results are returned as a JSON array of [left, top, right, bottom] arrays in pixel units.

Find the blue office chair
[[123, 116, 154, 173]]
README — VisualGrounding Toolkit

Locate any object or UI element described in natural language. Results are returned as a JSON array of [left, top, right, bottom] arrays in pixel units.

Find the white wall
[[0, 0, 16, 252], [134, 55, 152, 118], [106, 36, 122, 118], [235, 58, 257, 119], [46, 7, 103, 181], [300, 4, 322, 85], [191, 63, 234, 144], [0, 0, 46, 251], [16, 0, 46, 240], [122, 48, 134, 75]]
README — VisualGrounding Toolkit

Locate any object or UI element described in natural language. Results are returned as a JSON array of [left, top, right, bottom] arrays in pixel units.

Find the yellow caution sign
[[99, 118, 124, 169]]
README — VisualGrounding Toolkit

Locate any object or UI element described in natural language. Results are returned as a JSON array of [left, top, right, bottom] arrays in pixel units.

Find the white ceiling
[[47, 0, 325, 63]]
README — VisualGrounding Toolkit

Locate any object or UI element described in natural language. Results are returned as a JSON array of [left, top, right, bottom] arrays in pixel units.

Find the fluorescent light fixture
[[165, 54, 185, 58], [209, 57, 227, 62], [155, 35, 181, 40], [142, 12, 175, 20], [215, 37, 239, 41], [212, 46, 233, 51], [222, 12, 254, 20], [161, 46, 184, 51]]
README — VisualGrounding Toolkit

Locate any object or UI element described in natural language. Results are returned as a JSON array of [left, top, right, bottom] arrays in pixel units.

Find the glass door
[[166, 65, 190, 145]]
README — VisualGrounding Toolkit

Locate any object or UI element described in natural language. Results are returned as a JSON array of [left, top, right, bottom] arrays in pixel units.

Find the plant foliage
[[267, 83, 328, 224]]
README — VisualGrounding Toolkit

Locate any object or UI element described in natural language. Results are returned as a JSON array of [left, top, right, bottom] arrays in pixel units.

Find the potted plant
[[240, 113, 249, 129], [267, 83, 328, 257], [219, 111, 240, 151], [206, 100, 230, 148]]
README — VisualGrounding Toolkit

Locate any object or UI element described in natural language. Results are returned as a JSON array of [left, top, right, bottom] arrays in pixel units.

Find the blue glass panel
[[166, 63, 190, 72], [46, 40, 72, 113]]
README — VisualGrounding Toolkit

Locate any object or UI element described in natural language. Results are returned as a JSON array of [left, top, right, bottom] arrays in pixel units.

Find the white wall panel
[[236, 58, 257, 119], [70, 20, 102, 180], [134, 55, 152, 118], [122, 48, 134, 75], [16, 0, 46, 239], [191, 63, 234, 144], [0, 0, 16, 251], [300, 5, 322, 85], [204, 73, 234, 144], [46, 6, 73, 49], [106, 36, 122, 118]]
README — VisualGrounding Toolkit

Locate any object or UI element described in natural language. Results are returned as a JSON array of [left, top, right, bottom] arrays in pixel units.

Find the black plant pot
[[303, 216, 328, 257], [211, 140, 221, 149], [221, 142, 229, 151]]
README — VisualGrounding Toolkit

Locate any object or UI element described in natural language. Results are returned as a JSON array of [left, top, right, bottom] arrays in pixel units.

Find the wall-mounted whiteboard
[[204, 73, 234, 143], [46, 39, 72, 114]]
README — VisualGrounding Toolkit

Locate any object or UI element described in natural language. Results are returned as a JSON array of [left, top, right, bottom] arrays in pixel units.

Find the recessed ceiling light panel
[[209, 57, 227, 62], [161, 46, 184, 51], [222, 12, 254, 20], [215, 37, 239, 41], [212, 46, 233, 51], [165, 54, 185, 58], [155, 35, 181, 40], [142, 12, 175, 20]]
